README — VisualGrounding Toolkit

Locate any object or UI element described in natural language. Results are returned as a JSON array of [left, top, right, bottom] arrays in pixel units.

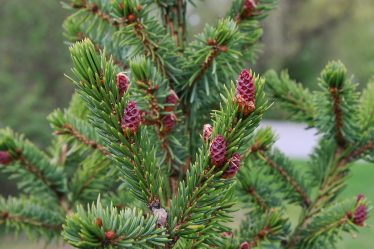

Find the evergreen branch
[[265, 70, 315, 126], [68, 0, 118, 25], [256, 150, 311, 207], [129, 56, 176, 167], [237, 156, 282, 211], [182, 18, 242, 103], [62, 198, 169, 248], [230, 0, 277, 24], [343, 139, 374, 162], [111, 1, 181, 88], [228, 0, 277, 63], [246, 185, 269, 211], [285, 140, 352, 248], [294, 198, 370, 249], [68, 39, 165, 207], [287, 63, 363, 246], [0, 129, 66, 201], [0, 196, 64, 239], [56, 124, 108, 155], [238, 209, 290, 248], [314, 61, 359, 146], [64, 10, 127, 70], [246, 128, 311, 207], [70, 153, 115, 204], [358, 80, 374, 135], [180, 19, 243, 154], [155, 0, 187, 50], [49, 109, 108, 156], [169, 74, 268, 246]]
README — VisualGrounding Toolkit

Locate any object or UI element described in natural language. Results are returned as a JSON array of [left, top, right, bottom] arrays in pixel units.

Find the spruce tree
[[0, 1, 373, 248]]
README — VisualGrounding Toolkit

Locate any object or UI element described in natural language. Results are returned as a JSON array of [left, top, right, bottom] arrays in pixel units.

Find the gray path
[[259, 120, 319, 159]]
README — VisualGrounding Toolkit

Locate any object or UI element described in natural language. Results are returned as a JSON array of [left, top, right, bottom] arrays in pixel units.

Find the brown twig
[[14, 152, 64, 201], [247, 186, 269, 211], [189, 46, 221, 89], [329, 86, 345, 147], [55, 124, 108, 156], [342, 139, 374, 163], [1, 214, 62, 231], [257, 150, 311, 207]]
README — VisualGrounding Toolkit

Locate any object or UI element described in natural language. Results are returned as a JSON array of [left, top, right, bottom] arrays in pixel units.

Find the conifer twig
[[256, 150, 311, 207], [247, 186, 269, 211], [329, 86, 345, 147], [1, 213, 62, 231], [55, 124, 108, 156]]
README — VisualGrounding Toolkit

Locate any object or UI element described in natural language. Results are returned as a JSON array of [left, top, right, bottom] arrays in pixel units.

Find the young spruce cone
[[203, 124, 213, 142], [0, 151, 11, 165], [353, 205, 367, 226], [164, 90, 179, 112], [239, 241, 250, 249], [236, 69, 255, 116], [121, 101, 141, 134], [222, 153, 241, 179], [242, 0, 257, 17], [210, 135, 227, 166], [116, 72, 129, 97], [162, 113, 177, 132]]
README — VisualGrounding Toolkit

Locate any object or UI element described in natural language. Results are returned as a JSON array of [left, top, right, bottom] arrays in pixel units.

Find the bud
[[321, 61, 346, 89], [210, 135, 227, 166], [127, 14, 136, 23], [152, 208, 168, 227], [236, 69, 255, 116], [162, 113, 177, 132], [116, 72, 129, 97], [105, 230, 116, 240], [222, 153, 241, 179], [353, 205, 367, 226], [239, 241, 250, 249], [242, 0, 257, 17], [207, 38, 216, 46], [0, 151, 11, 165], [222, 231, 233, 238], [121, 101, 141, 135], [95, 218, 102, 228], [164, 90, 179, 112], [220, 45, 228, 52], [203, 124, 213, 142]]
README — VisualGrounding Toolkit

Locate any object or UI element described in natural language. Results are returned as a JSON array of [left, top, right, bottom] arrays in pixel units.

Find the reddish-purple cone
[[356, 193, 365, 203], [242, 0, 257, 17], [0, 151, 11, 165], [353, 205, 367, 226], [121, 101, 141, 134], [162, 113, 177, 132], [222, 153, 241, 179], [203, 124, 213, 142], [239, 241, 250, 249], [164, 90, 179, 112], [210, 135, 227, 166], [236, 69, 255, 116], [116, 72, 129, 97]]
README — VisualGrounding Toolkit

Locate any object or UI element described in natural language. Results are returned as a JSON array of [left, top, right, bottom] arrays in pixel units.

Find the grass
[[1, 161, 373, 248]]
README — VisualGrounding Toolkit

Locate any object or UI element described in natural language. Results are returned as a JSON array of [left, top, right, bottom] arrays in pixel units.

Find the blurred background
[[0, 0, 373, 248]]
